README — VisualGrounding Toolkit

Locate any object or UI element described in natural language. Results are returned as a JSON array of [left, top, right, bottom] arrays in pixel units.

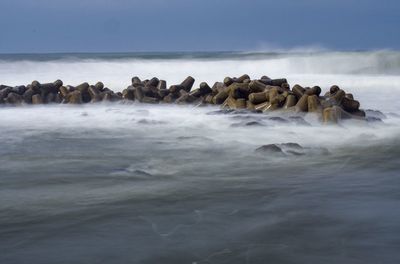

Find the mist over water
[[2, 51, 400, 112], [1, 52, 400, 263]]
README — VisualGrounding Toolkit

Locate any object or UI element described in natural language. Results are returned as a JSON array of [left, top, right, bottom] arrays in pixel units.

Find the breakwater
[[1, 74, 364, 124]]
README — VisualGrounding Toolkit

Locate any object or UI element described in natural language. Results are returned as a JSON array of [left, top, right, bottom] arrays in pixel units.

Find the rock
[[198, 82, 212, 95], [203, 94, 213, 104], [255, 144, 283, 154], [236, 74, 250, 83], [0, 87, 12, 102], [34, 80, 63, 99], [54, 93, 62, 104], [365, 109, 386, 120], [32, 94, 43, 104], [330, 89, 346, 104], [307, 95, 321, 113], [163, 93, 177, 103], [189, 88, 202, 97], [305, 86, 321, 96], [248, 91, 269, 104], [180, 76, 195, 92], [223, 77, 234, 86], [231, 121, 265, 127], [268, 88, 285, 108], [176, 92, 196, 104], [75, 82, 90, 103], [31, 80, 41, 93], [323, 106, 343, 124], [142, 96, 159, 104], [102, 92, 113, 102], [280, 142, 303, 150], [102, 92, 121, 102], [45, 93, 57, 104], [0, 85, 10, 90], [283, 94, 297, 109], [59, 86, 69, 98], [134, 86, 144, 102], [89, 85, 102, 102], [206, 109, 235, 115], [122, 86, 135, 101], [268, 116, 289, 123], [288, 116, 311, 126], [330, 85, 340, 94], [286, 150, 305, 156], [341, 97, 360, 112], [221, 96, 237, 109], [146, 77, 159, 88], [22, 88, 36, 104], [349, 110, 366, 119], [246, 100, 255, 110], [94, 82, 104, 91], [366, 116, 383, 123], [11, 85, 27, 95], [158, 89, 169, 98], [157, 80, 167, 90], [131, 76, 142, 85], [281, 82, 290, 91], [259, 78, 288, 87], [248, 80, 267, 93], [254, 101, 270, 111], [168, 84, 184, 95], [228, 83, 250, 99], [260, 75, 271, 81], [295, 94, 309, 112], [179, 89, 189, 97], [6, 92, 23, 104], [213, 89, 229, 105], [54, 79, 63, 88], [292, 84, 305, 99], [211, 82, 225, 96], [236, 98, 246, 109], [68, 90, 83, 104]]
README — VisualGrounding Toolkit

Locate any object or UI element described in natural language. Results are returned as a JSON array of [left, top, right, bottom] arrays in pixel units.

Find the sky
[[0, 0, 399, 53]]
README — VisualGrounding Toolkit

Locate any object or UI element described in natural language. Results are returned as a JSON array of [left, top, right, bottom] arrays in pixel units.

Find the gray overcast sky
[[0, 0, 399, 53]]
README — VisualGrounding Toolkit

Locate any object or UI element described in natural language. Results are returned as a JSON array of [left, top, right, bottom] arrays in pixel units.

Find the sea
[[1, 51, 400, 264]]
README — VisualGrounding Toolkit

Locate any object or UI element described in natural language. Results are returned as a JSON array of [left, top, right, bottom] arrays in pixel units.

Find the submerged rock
[[206, 109, 235, 115], [267, 116, 289, 123], [137, 119, 167, 125], [255, 142, 329, 157], [288, 116, 311, 126], [365, 109, 387, 120], [280, 142, 303, 150], [255, 144, 283, 154], [231, 120, 266, 127]]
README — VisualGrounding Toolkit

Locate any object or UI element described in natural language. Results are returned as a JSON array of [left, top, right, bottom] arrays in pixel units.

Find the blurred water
[[0, 104, 399, 264], [1, 52, 400, 263]]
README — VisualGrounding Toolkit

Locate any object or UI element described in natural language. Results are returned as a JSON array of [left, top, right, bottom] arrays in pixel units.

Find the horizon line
[[0, 48, 398, 56]]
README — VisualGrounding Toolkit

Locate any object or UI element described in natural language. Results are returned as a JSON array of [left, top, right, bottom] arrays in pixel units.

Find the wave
[[0, 50, 400, 73], [0, 104, 398, 148], [1, 51, 400, 112]]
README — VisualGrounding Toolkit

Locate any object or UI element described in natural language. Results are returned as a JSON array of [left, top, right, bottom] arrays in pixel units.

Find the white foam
[[0, 104, 399, 151], [1, 52, 399, 112]]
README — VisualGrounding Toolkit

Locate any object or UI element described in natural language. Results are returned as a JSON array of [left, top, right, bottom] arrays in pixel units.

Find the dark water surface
[[1, 105, 400, 263]]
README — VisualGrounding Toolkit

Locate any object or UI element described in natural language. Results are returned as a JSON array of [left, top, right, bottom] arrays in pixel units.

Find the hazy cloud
[[0, 0, 399, 52]]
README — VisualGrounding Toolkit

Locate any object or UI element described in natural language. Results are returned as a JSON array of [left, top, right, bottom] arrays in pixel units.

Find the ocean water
[[1, 52, 400, 264]]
